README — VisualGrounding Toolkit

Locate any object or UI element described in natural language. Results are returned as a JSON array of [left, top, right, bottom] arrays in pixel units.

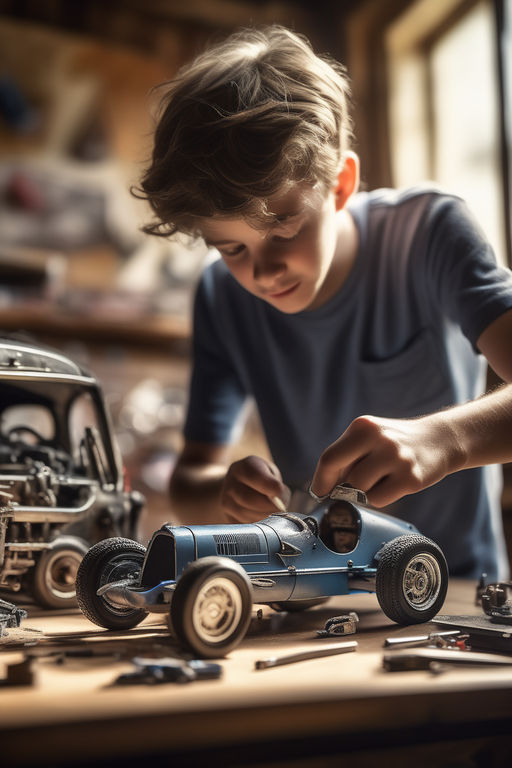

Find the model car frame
[[76, 492, 448, 658], [0, 336, 143, 608]]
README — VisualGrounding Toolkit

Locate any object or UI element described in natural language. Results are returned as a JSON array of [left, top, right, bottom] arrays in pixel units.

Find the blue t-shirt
[[184, 186, 512, 579]]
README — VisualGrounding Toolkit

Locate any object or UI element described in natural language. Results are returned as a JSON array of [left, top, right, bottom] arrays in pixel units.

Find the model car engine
[[0, 337, 144, 608]]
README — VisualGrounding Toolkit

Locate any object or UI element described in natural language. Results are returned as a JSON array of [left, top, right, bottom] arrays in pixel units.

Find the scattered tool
[[317, 612, 359, 637], [0, 657, 34, 688], [255, 640, 357, 670], [383, 647, 512, 673], [0, 597, 27, 638], [434, 614, 512, 653], [269, 495, 287, 513], [384, 630, 467, 650], [111, 657, 223, 686]]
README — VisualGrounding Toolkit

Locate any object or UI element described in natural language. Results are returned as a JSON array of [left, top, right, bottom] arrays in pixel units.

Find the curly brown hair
[[136, 25, 353, 238]]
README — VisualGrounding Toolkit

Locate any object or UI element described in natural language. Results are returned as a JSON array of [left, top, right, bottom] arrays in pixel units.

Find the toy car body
[[76, 497, 448, 657], [0, 336, 144, 607]]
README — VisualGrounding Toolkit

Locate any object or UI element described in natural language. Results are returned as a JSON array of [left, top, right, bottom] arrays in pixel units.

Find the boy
[[138, 26, 512, 579]]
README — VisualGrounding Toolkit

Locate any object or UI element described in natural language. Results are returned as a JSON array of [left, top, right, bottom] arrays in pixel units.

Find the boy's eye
[[271, 228, 301, 243], [220, 244, 245, 258]]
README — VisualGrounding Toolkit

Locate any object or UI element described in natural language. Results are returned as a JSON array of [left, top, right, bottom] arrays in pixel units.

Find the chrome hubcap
[[402, 553, 441, 611], [192, 577, 242, 644]]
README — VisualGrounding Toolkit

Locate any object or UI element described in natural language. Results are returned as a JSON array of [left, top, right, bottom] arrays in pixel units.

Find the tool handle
[[255, 641, 357, 669]]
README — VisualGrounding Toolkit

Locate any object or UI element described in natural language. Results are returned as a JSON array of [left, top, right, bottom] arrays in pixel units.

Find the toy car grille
[[140, 532, 175, 587], [214, 533, 262, 556]]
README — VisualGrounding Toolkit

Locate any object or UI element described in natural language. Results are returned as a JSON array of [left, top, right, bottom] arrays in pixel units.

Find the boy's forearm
[[433, 383, 512, 473], [168, 461, 228, 524]]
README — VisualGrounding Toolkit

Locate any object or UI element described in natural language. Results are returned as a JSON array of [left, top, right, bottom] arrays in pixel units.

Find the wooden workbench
[[2, 580, 512, 767]]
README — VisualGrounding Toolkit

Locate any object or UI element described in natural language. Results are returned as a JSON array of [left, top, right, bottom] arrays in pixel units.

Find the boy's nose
[[252, 251, 286, 286]]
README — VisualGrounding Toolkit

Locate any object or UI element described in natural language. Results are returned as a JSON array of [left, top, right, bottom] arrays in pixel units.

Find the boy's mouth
[[266, 282, 300, 299]]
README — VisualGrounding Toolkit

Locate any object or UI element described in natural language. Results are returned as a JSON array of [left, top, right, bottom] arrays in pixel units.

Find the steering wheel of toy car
[[6, 425, 49, 444]]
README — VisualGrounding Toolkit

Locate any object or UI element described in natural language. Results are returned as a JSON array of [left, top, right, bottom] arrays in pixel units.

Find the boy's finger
[[365, 475, 404, 508], [232, 456, 284, 495], [344, 454, 392, 495], [228, 480, 280, 512], [311, 436, 370, 497]]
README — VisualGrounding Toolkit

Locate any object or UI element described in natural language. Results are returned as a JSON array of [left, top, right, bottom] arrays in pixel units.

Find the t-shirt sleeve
[[183, 269, 248, 444], [425, 194, 512, 348]]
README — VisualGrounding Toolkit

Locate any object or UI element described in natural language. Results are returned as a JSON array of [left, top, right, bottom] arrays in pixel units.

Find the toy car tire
[[376, 534, 448, 624], [170, 557, 253, 658], [75, 537, 147, 629], [32, 536, 89, 609]]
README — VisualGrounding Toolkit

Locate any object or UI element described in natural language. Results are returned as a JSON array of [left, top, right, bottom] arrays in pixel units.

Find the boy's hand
[[310, 414, 461, 508], [220, 455, 291, 524]]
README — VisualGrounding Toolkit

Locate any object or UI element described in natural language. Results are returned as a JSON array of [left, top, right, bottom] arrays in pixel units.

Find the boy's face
[[198, 184, 350, 313]]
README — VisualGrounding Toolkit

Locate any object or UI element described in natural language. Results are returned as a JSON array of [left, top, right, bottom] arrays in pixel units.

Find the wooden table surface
[[1, 579, 512, 767]]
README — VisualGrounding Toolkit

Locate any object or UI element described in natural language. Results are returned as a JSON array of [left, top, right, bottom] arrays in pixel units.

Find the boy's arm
[[169, 443, 290, 524], [311, 308, 512, 508], [169, 441, 230, 524]]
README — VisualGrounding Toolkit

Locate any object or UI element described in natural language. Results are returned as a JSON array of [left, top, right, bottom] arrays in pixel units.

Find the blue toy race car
[[76, 492, 448, 658]]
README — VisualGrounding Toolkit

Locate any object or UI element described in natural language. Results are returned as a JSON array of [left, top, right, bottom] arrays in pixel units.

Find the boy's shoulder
[[351, 182, 461, 212], [349, 183, 468, 241]]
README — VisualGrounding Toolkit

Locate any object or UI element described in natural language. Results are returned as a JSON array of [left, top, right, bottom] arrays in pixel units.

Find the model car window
[[68, 393, 101, 461], [1, 405, 55, 442], [319, 502, 359, 553]]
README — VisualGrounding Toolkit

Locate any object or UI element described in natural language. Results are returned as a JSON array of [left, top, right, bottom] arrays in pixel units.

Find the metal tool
[[384, 630, 462, 649], [383, 647, 512, 672], [255, 640, 357, 669], [308, 482, 368, 506], [111, 657, 223, 686], [317, 612, 359, 637]]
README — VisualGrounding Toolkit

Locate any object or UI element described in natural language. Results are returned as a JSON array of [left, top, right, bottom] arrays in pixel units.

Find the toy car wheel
[[170, 557, 253, 658], [75, 537, 147, 629], [32, 537, 89, 609], [376, 534, 448, 624]]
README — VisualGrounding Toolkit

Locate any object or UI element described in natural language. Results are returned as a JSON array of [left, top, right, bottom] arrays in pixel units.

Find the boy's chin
[[264, 293, 316, 314]]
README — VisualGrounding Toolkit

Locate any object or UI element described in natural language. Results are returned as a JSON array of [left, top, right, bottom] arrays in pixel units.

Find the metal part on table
[[111, 656, 223, 685], [0, 656, 34, 687], [383, 647, 512, 672], [481, 581, 512, 622], [384, 630, 464, 650], [308, 482, 368, 506], [317, 612, 359, 637], [475, 573, 488, 606], [0, 596, 27, 637], [255, 640, 358, 670]]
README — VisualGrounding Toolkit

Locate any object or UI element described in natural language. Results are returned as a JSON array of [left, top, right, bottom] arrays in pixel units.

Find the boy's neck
[[308, 209, 358, 311]]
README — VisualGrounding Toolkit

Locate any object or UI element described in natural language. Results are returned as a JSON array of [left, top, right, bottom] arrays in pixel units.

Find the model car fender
[[357, 508, 419, 564], [139, 524, 195, 589]]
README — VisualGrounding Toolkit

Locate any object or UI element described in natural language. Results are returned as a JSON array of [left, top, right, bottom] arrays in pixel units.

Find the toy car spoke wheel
[[402, 553, 441, 609], [75, 537, 147, 630], [32, 537, 89, 609], [170, 557, 253, 658], [376, 534, 448, 624]]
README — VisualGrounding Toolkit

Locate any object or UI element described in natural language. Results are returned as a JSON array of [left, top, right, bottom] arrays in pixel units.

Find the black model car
[[0, 336, 144, 608]]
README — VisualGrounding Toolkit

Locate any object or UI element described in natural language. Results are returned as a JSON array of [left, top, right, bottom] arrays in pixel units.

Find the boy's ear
[[334, 151, 360, 211]]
